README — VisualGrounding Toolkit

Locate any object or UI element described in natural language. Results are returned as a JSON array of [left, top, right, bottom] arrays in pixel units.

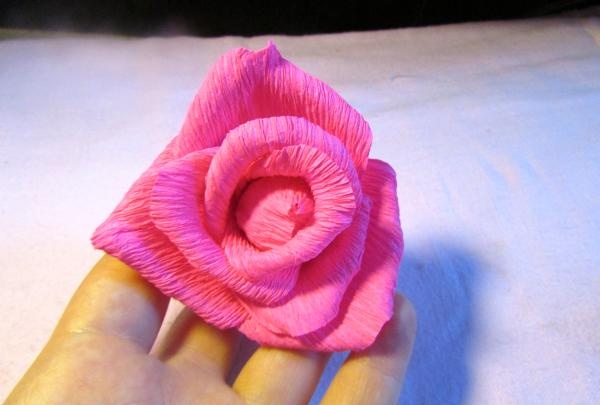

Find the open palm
[[6, 255, 415, 405]]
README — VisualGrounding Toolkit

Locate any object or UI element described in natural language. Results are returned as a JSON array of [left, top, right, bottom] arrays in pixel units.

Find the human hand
[[6, 255, 416, 405]]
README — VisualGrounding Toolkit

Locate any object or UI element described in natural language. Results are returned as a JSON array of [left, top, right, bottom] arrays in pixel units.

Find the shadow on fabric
[[397, 239, 481, 405], [308, 238, 481, 404]]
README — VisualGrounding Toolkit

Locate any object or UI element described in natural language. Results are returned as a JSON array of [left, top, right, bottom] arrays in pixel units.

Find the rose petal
[[221, 145, 356, 277], [242, 197, 371, 337], [235, 176, 315, 250], [171, 42, 372, 174], [91, 166, 246, 329], [239, 159, 403, 350], [149, 149, 298, 305], [205, 116, 362, 279], [219, 225, 302, 305]]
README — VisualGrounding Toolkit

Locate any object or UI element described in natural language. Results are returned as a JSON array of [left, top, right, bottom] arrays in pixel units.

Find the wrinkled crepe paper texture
[[91, 42, 403, 352]]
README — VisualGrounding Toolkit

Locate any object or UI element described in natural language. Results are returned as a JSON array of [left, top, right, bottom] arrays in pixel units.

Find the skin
[[5, 255, 416, 405]]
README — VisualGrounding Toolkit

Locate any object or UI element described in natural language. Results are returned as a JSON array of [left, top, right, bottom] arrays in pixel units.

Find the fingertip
[[394, 293, 417, 350], [358, 294, 416, 358], [319, 294, 416, 405]]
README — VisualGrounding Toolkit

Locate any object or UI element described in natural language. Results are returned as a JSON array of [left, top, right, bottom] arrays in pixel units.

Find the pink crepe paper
[[91, 41, 404, 352]]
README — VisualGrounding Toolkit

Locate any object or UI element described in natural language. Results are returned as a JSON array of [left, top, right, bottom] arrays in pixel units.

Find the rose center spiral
[[235, 176, 315, 250]]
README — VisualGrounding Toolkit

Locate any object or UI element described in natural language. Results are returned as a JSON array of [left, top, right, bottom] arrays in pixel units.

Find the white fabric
[[1, 9, 599, 403]]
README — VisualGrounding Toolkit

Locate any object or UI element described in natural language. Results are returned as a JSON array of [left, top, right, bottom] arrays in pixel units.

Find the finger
[[156, 307, 240, 378], [320, 294, 416, 405], [233, 347, 329, 405], [51, 254, 169, 351]]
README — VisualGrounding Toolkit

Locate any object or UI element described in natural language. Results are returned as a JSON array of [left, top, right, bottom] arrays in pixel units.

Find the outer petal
[[239, 159, 403, 351], [149, 149, 298, 305], [91, 162, 247, 329], [171, 42, 372, 173]]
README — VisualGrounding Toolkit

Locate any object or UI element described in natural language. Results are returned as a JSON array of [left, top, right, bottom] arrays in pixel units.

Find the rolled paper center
[[235, 176, 315, 250]]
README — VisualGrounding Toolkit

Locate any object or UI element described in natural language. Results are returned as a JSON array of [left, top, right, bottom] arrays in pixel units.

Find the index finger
[[51, 254, 169, 351]]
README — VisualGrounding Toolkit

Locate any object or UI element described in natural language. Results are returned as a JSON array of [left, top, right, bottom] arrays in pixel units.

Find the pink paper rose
[[92, 42, 403, 352]]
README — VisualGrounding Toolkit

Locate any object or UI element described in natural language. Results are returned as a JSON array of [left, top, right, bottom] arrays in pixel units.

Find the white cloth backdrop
[[1, 9, 599, 404]]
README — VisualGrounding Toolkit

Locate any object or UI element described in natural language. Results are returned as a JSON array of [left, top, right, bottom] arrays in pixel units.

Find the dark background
[[1, 0, 598, 36]]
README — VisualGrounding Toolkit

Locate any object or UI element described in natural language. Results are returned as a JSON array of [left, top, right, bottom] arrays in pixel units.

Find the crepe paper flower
[[91, 41, 403, 352]]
